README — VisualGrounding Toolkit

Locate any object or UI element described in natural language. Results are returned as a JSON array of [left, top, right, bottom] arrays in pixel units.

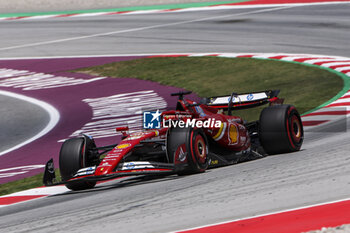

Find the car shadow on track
[[52, 174, 184, 196], [49, 147, 308, 197]]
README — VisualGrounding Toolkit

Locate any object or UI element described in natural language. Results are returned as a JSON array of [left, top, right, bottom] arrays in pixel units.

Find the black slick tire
[[259, 104, 303, 155], [59, 138, 96, 191]]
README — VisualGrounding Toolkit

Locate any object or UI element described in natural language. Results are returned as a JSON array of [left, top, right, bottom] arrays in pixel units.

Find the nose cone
[[95, 166, 111, 176], [95, 142, 133, 176]]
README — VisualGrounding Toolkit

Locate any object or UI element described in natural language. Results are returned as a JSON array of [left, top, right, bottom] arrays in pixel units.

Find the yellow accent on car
[[116, 143, 131, 149], [213, 123, 224, 140], [211, 160, 219, 165], [229, 124, 238, 144]]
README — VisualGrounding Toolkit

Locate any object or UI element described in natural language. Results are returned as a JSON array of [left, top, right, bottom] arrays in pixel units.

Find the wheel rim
[[194, 134, 207, 164], [291, 115, 302, 143]]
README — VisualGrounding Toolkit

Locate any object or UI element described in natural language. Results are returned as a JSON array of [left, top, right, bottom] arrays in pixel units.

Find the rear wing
[[203, 90, 282, 111]]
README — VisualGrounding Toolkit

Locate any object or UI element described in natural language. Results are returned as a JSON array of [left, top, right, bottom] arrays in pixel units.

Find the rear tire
[[167, 127, 209, 174], [259, 104, 303, 155], [59, 137, 96, 191]]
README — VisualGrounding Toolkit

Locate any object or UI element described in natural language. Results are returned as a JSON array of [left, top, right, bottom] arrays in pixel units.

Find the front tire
[[259, 104, 303, 155], [59, 137, 96, 191]]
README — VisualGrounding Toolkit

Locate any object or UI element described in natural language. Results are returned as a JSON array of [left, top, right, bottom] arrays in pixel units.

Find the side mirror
[[116, 126, 129, 139]]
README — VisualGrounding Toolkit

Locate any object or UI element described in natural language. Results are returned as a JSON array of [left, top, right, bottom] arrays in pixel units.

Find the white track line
[[0, 6, 297, 52], [0, 90, 60, 156], [3, 185, 69, 197]]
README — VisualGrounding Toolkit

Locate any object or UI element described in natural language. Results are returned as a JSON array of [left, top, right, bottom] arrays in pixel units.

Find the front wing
[[43, 159, 175, 187]]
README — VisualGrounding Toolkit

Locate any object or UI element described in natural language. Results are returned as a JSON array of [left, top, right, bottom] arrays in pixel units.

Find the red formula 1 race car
[[43, 90, 304, 191]]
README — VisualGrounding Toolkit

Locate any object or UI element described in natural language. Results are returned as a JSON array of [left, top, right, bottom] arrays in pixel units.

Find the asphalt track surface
[[1, 3, 350, 233], [0, 4, 349, 57], [0, 93, 49, 154]]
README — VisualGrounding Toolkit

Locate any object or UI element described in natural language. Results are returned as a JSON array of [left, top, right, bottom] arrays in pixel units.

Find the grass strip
[[0, 169, 60, 196], [76, 56, 343, 121]]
